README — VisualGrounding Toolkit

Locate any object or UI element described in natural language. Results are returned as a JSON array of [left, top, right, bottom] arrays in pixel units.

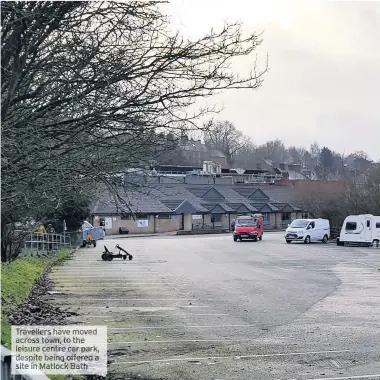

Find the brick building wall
[[93, 211, 304, 235], [93, 215, 180, 235]]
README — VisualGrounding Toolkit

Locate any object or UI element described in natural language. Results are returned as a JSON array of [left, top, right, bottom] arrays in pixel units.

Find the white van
[[285, 219, 330, 244], [337, 214, 380, 247]]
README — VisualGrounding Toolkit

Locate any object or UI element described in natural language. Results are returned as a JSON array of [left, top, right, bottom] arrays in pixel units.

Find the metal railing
[[1, 345, 49, 380], [192, 222, 225, 230], [152, 170, 283, 184], [21, 232, 81, 257]]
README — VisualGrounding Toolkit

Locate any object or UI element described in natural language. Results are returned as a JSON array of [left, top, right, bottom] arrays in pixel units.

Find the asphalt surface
[[47, 232, 380, 380]]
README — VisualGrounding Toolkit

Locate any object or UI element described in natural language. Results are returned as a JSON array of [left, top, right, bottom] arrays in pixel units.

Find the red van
[[233, 214, 264, 242]]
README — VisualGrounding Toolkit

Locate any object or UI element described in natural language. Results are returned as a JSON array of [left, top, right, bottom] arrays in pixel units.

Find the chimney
[[180, 134, 188, 143]]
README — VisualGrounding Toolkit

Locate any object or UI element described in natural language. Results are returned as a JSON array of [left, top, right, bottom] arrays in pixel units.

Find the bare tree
[[352, 151, 370, 160], [298, 163, 380, 238], [233, 139, 257, 168], [203, 120, 247, 166], [1, 0, 267, 254], [287, 146, 302, 164], [252, 139, 288, 165]]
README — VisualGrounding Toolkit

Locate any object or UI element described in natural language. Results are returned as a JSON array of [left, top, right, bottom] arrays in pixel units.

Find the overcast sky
[[164, 0, 380, 161]]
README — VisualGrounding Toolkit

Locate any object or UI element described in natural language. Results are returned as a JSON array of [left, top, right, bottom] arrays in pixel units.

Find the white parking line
[[112, 349, 351, 365], [50, 278, 170, 286], [109, 324, 257, 330], [54, 285, 173, 288], [51, 270, 159, 273], [52, 272, 156, 274], [52, 267, 148, 269], [306, 375, 380, 380], [50, 276, 158, 278], [109, 336, 293, 344], [52, 281, 161, 284], [61, 293, 190, 296], [75, 298, 191, 301], [84, 306, 210, 310], [61, 267, 149, 268], [54, 288, 178, 291], [88, 314, 228, 317], [110, 339, 249, 344], [57, 291, 189, 294]]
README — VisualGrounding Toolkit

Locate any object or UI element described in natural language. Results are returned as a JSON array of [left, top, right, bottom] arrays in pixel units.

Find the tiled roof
[[90, 184, 302, 215], [259, 186, 299, 204], [91, 189, 173, 214], [200, 203, 234, 213], [174, 200, 204, 214], [161, 199, 184, 210], [287, 170, 308, 180], [270, 202, 301, 212], [233, 187, 256, 198], [272, 202, 288, 210], [226, 203, 258, 212], [250, 203, 280, 212], [186, 187, 211, 197], [249, 188, 270, 200], [202, 187, 225, 201], [289, 204, 302, 212]]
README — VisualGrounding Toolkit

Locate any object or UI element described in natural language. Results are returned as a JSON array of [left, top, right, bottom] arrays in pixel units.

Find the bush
[[1, 249, 72, 346], [299, 165, 380, 238]]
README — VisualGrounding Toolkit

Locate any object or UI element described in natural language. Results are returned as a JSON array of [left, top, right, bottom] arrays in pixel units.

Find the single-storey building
[[90, 176, 308, 235]]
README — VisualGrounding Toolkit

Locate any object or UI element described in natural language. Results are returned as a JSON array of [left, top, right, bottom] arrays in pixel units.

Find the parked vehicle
[[119, 227, 129, 235], [101, 244, 133, 261], [233, 214, 264, 242], [81, 221, 105, 248], [337, 214, 380, 247], [285, 219, 330, 244]]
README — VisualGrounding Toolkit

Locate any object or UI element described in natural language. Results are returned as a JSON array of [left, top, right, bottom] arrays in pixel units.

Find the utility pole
[[63, 219, 67, 245]]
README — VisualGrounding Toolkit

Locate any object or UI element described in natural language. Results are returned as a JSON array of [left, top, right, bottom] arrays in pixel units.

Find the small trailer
[[337, 214, 380, 247], [81, 223, 105, 248]]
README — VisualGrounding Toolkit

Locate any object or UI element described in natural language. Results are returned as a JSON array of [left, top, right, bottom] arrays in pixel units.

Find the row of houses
[[90, 177, 307, 235], [160, 136, 319, 181]]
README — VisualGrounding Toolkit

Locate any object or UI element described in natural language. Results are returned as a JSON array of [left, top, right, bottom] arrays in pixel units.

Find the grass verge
[[1, 249, 73, 346], [1, 249, 96, 380]]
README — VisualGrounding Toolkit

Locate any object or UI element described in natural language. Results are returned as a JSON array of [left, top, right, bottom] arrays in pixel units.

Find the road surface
[[47, 232, 380, 380]]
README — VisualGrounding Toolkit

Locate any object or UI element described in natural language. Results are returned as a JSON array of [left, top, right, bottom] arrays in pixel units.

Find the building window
[[345, 222, 357, 231], [136, 214, 150, 219], [121, 214, 131, 220], [262, 212, 270, 225], [302, 213, 308, 218], [157, 214, 172, 219], [211, 214, 222, 223], [282, 212, 291, 221]]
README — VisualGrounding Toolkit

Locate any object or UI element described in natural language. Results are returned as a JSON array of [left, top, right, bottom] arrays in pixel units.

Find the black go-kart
[[101, 244, 133, 261]]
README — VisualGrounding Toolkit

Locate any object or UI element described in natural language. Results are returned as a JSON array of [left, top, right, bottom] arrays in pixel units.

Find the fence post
[[1, 344, 50, 380], [1, 345, 12, 380]]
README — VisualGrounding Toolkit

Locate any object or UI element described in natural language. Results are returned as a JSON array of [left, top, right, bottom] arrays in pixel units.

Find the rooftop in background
[[124, 161, 283, 185], [160, 136, 229, 168]]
